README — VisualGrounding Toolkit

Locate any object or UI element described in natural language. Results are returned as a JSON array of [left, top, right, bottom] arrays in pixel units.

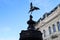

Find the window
[[43, 30, 46, 37], [49, 27, 51, 34], [57, 22, 60, 31], [53, 24, 56, 32]]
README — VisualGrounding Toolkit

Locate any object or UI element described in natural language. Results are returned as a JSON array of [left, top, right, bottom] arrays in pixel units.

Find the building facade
[[35, 4, 60, 40]]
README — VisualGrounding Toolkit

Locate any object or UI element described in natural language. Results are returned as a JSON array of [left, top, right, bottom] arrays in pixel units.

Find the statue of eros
[[29, 2, 40, 14]]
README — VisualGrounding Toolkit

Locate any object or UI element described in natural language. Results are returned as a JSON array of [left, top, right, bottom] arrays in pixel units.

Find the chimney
[[43, 12, 48, 18]]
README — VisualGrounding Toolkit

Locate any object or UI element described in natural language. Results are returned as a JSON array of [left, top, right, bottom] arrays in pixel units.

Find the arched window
[[53, 24, 56, 32], [43, 30, 46, 37], [57, 21, 60, 31], [49, 27, 51, 34]]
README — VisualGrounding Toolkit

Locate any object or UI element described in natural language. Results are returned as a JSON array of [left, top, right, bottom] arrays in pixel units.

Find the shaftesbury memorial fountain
[[19, 2, 43, 40]]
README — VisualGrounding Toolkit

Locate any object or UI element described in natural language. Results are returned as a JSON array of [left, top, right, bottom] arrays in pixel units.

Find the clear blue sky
[[0, 0, 60, 40]]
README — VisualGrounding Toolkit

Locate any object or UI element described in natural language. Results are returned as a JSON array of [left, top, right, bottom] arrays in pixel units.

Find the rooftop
[[37, 4, 60, 23]]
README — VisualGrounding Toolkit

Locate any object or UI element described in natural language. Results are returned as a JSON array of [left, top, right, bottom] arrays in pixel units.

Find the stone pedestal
[[20, 30, 43, 40], [19, 15, 43, 40]]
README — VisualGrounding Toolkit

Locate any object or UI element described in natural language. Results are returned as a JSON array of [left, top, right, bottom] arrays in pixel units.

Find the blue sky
[[0, 0, 60, 40]]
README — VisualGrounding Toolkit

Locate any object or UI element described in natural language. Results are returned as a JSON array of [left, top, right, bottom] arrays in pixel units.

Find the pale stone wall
[[35, 5, 60, 40]]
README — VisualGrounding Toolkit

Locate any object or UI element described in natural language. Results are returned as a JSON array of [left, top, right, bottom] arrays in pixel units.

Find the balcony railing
[[43, 31, 60, 40]]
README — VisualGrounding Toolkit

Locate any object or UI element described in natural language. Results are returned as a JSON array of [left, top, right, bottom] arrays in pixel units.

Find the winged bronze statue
[[29, 2, 40, 14]]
